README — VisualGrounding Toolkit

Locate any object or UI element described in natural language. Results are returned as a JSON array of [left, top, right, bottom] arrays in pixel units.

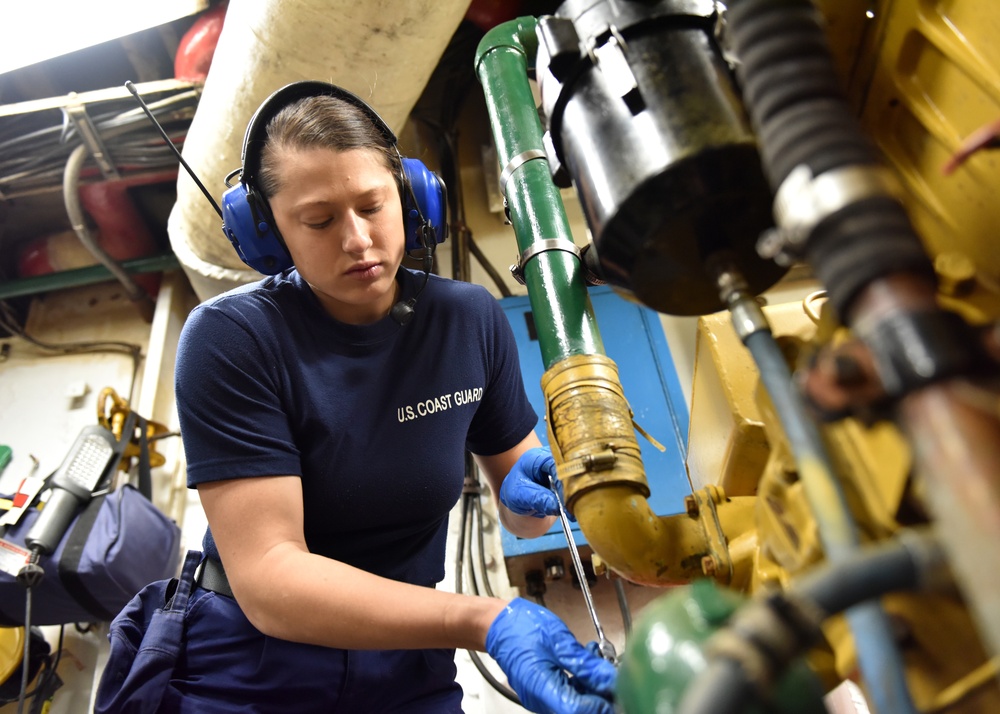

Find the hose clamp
[[855, 309, 995, 399], [499, 149, 547, 197], [729, 297, 771, 342], [510, 239, 582, 285], [65, 97, 121, 181], [758, 164, 902, 265]]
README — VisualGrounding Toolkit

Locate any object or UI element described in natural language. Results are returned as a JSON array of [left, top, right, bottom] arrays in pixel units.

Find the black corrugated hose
[[725, 0, 935, 317]]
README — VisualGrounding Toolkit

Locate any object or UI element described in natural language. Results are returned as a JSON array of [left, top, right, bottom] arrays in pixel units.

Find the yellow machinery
[[474, 0, 1000, 711]]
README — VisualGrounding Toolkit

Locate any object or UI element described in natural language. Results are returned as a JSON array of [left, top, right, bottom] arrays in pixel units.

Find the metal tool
[[549, 471, 618, 663]]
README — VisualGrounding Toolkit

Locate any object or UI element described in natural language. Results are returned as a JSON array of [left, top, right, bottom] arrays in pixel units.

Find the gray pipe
[[63, 143, 155, 317], [712, 258, 916, 714]]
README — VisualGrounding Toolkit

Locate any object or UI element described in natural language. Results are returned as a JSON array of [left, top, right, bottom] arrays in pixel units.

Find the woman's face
[[267, 147, 406, 324]]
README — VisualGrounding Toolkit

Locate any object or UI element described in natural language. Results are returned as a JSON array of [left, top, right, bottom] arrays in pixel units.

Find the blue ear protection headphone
[[220, 81, 448, 275]]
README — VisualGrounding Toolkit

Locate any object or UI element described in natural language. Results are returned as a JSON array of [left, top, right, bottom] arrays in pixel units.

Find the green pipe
[[0, 253, 179, 299], [474, 17, 603, 369]]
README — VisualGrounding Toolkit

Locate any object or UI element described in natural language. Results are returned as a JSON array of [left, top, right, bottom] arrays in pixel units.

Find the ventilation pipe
[[168, 0, 474, 300]]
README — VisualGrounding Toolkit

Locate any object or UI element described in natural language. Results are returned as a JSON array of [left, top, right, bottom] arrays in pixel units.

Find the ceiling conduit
[[168, 0, 473, 301]]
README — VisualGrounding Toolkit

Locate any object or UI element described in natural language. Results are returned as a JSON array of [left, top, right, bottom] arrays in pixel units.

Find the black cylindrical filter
[[536, 0, 785, 315]]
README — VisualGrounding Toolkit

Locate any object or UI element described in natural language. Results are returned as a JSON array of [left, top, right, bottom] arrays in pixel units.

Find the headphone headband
[[240, 81, 398, 185]]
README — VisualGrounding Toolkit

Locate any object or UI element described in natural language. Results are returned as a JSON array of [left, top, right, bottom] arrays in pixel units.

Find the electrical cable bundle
[[454, 453, 521, 705], [0, 85, 199, 199]]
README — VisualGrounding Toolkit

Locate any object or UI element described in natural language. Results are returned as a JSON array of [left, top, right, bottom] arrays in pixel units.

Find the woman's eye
[[305, 219, 332, 229], [362, 205, 383, 215]]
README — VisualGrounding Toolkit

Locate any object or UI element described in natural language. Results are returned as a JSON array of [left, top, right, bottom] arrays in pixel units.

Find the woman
[[97, 82, 616, 714]]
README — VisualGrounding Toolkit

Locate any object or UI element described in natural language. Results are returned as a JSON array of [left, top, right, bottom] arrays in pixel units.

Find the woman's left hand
[[486, 597, 617, 714]]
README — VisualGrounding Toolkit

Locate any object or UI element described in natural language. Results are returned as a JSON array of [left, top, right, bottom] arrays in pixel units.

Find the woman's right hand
[[498, 447, 562, 518], [485, 597, 616, 714]]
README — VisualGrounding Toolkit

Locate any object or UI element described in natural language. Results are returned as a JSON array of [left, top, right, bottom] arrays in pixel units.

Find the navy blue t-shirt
[[175, 268, 537, 586]]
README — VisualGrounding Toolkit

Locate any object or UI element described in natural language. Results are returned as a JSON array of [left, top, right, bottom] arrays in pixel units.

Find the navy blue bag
[[0, 485, 182, 626], [95, 550, 200, 714]]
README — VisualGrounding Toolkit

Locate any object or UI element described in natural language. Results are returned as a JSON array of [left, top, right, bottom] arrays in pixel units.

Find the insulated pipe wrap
[[169, 0, 472, 301], [540, 354, 650, 511], [725, 0, 935, 315]]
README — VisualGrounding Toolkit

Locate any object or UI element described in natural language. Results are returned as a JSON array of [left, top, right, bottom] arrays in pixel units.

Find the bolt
[[934, 251, 976, 297], [544, 556, 566, 581], [832, 353, 867, 387], [701, 555, 718, 577], [887, 613, 913, 645], [705, 485, 727, 504], [525, 570, 547, 599], [684, 495, 700, 518], [592, 554, 607, 577]]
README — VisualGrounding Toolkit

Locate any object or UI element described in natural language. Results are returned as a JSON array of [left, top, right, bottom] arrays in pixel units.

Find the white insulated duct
[[168, 0, 473, 300]]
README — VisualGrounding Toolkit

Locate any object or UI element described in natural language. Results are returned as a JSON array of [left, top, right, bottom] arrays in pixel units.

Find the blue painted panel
[[498, 286, 692, 560]]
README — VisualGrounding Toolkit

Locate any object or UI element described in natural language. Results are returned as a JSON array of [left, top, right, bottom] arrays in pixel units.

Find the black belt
[[195, 557, 234, 598]]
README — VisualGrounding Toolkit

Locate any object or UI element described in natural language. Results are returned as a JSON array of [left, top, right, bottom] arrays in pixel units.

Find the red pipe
[[174, 3, 228, 82]]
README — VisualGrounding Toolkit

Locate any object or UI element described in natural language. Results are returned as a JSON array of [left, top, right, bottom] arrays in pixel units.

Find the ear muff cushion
[[402, 158, 447, 250], [221, 183, 293, 274]]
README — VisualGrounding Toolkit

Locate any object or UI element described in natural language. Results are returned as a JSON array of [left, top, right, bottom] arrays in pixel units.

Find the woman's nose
[[341, 212, 373, 254]]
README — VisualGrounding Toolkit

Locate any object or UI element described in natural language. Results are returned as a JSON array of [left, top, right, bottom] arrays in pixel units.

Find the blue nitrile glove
[[499, 447, 561, 518], [486, 597, 617, 714]]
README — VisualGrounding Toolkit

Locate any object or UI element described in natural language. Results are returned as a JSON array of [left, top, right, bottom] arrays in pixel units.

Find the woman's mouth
[[347, 261, 381, 280]]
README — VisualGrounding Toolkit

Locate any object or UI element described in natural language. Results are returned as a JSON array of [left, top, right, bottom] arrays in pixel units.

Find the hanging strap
[[167, 551, 202, 612], [134, 415, 153, 499]]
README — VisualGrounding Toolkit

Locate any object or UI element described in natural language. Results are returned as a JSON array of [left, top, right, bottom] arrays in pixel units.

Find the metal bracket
[[64, 94, 120, 180], [509, 239, 582, 285], [592, 26, 643, 113]]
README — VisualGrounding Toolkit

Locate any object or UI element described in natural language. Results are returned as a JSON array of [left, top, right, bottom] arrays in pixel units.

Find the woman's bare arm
[[198, 475, 506, 649]]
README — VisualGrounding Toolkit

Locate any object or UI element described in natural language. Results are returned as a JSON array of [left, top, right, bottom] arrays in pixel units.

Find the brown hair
[[257, 94, 404, 199]]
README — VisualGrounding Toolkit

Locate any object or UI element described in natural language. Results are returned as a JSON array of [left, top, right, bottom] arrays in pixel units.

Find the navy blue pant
[[97, 552, 464, 713], [163, 587, 464, 713]]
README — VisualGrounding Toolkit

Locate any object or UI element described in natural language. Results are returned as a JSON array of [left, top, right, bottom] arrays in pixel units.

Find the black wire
[[16, 588, 32, 714], [613, 579, 632, 636], [468, 648, 522, 705], [454, 495, 469, 596], [473, 496, 495, 599], [463, 494, 520, 704], [469, 237, 513, 298], [0, 303, 140, 354], [31, 625, 66, 712], [52, 626, 64, 673], [0, 301, 143, 403], [0, 625, 66, 710], [454, 459, 521, 705], [410, 114, 513, 296], [125, 81, 222, 219], [465, 498, 480, 598], [148, 431, 181, 442]]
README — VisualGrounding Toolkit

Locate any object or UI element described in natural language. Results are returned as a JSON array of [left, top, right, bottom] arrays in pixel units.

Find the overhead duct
[[168, 0, 473, 301]]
